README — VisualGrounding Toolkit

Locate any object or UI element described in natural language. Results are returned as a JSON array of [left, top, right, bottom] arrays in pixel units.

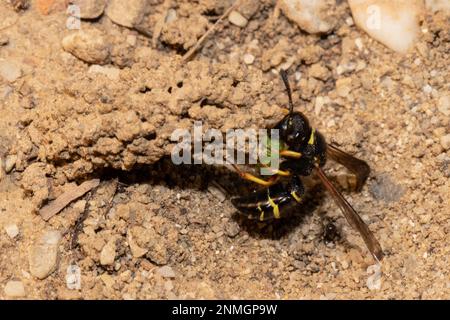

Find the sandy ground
[[0, 0, 449, 299]]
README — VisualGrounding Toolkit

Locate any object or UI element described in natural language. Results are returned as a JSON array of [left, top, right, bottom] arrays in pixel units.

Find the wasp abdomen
[[231, 177, 305, 221]]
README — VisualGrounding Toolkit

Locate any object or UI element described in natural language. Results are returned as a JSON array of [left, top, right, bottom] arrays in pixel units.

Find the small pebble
[[225, 221, 240, 238], [440, 134, 450, 151], [100, 273, 115, 288], [354, 38, 363, 51], [438, 95, 449, 116], [100, 239, 117, 265], [66, 265, 81, 290], [366, 264, 382, 290], [207, 184, 226, 202], [106, 0, 149, 28], [0, 59, 22, 83], [4, 224, 19, 239], [127, 231, 148, 258], [345, 16, 354, 26], [279, 0, 336, 34], [243, 53, 255, 65], [423, 84, 432, 94], [88, 65, 120, 80], [309, 63, 330, 81], [165, 8, 177, 23], [29, 230, 61, 279], [126, 34, 137, 46], [62, 29, 110, 65], [228, 10, 248, 28], [71, 0, 107, 19], [336, 78, 352, 97], [158, 266, 176, 278], [4, 280, 26, 298], [4, 154, 17, 173]]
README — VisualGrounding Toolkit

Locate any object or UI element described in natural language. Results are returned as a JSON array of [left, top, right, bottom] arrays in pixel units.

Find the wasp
[[230, 70, 383, 261]]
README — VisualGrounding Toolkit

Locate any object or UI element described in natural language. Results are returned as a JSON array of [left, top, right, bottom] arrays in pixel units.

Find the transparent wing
[[315, 166, 383, 261], [327, 144, 371, 192]]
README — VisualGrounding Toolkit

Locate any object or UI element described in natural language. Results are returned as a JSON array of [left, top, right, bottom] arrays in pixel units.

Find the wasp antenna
[[280, 69, 294, 115]]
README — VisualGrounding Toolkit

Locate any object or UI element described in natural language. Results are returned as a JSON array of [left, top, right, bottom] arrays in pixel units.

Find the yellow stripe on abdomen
[[291, 191, 302, 203], [308, 129, 315, 145], [267, 195, 280, 219]]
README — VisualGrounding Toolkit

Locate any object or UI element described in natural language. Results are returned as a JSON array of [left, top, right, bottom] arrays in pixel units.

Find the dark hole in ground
[[96, 157, 330, 241]]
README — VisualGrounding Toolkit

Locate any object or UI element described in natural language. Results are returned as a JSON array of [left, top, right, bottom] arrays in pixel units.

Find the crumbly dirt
[[0, 0, 449, 299]]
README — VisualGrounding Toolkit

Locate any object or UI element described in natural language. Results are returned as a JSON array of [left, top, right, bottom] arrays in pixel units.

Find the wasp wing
[[327, 144, 370, 192], [315, 166, 383, 261]]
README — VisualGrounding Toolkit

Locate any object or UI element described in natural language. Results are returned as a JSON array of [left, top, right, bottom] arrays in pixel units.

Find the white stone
[[0, 59, 22, 83], [127, 231, 148, 258], [243, 53, 255, 65], [4, 224, 19, 239], [425, 0, 450, 13], [88, 65, 120, 80], [157, 266, 176, 278], [165, 9, 177, 23], [228, 10, 248, 28], [29, 231, 61, 279], [279, 0, 337, 34], [348, 0, 424, 54], [4, 280, 25, 298], [366, 264, 382, 290], [4, 154, 17, 173], [423, 84, 432, 94], [106, 0, 150, 28]]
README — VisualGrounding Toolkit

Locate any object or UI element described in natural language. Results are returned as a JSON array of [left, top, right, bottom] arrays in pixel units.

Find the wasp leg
[[280, 150, 302, 159], [231, 164, 279, 187], [259, 163, 291, 177]]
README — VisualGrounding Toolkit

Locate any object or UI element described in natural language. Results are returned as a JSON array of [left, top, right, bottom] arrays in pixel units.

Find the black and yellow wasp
[[230, 70, 383, 261]]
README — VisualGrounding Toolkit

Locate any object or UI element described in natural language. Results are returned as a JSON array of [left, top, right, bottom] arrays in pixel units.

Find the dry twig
[[39, 179, 100, 221]]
